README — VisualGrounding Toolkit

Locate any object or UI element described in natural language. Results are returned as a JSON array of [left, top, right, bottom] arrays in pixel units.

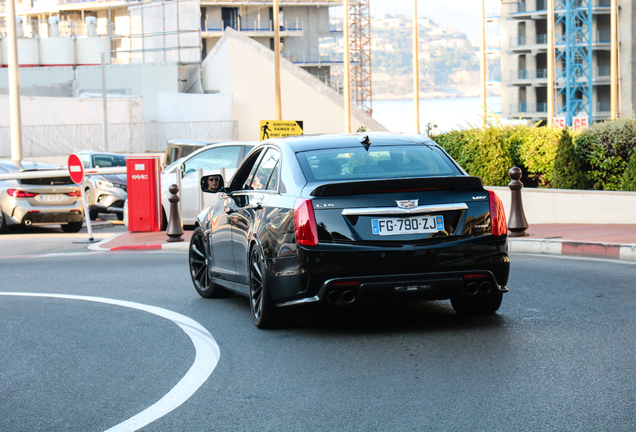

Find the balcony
[[510, 102, 548, 115], [509, 0, 611, 17], [201, 18, 303, 36], [510, 68, 548, 82], [509, 34, 547, 50]]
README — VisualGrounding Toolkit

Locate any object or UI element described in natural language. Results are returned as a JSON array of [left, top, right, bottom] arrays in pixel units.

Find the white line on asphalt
[[0, 292, 220, 431]]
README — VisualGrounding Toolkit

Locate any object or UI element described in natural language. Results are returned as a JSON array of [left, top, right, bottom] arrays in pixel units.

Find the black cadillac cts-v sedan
[[189, 133, 510, 328]]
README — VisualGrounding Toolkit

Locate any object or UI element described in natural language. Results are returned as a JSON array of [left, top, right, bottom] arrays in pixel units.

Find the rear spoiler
[[310, 176, 484, 197]]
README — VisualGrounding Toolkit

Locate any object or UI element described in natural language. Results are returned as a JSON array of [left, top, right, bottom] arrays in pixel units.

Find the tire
[[61, 221, 83, 233], [450, 290, 503, 316], [85, 189, 99, 220], [189, 226, 232, 298], [161, 206, 168, 231], [116, 213, 124, 221], [0, 209, 9, 234], [249, 245, 298, 329]]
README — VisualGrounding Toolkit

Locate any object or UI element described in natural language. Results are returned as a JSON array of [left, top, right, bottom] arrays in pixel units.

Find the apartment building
[[500, 0, 633, 125]]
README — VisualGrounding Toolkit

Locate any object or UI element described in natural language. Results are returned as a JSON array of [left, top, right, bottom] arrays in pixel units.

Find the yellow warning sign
[[260, 120, 304, 141]]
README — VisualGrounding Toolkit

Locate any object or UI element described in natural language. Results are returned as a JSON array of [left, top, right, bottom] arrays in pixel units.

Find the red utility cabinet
[[127, 156, 162, 232]]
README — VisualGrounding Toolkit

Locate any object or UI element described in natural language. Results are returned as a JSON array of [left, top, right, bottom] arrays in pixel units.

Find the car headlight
[[96, 179, 115, 190]]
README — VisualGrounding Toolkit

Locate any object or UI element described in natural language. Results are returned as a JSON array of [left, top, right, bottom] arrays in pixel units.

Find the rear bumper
[[267, 236, 510, 306], [9, 204, 84, 225], [20, 210, 83, 225]]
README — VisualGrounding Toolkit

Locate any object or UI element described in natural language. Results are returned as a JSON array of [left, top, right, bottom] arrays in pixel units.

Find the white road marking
[[0, 292, 220, 431]]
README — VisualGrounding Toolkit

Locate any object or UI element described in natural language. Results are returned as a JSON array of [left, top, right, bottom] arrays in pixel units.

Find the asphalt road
[[1, 247, 635, 431]]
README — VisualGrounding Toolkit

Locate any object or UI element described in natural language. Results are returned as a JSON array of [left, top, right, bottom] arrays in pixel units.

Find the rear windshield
[[296, 145, 462, 182], [93, 154, 127, 168]]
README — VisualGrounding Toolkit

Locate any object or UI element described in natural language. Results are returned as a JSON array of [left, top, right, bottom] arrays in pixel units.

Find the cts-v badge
[[396, 199, 418, 209]]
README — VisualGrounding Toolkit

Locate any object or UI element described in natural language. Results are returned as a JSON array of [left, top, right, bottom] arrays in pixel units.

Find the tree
[[552, 128, 588, 189]]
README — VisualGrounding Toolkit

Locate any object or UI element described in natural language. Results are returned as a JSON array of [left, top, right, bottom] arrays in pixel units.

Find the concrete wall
[[488, 186, 636, 224], [201, 29, 386, 141]]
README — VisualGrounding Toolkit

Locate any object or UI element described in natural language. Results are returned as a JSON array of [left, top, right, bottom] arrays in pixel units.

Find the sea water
[[372, 96, 503, 134]]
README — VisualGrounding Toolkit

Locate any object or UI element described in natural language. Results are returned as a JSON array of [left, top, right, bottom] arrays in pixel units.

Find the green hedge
[[431, 116, 636, 191]]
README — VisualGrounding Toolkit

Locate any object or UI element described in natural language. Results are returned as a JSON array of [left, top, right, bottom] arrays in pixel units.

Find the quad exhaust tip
[[327, 291, 341, 304], [342, 290, 357, 304], [465, 282, 479, 296], [479, 281, 492, 295]]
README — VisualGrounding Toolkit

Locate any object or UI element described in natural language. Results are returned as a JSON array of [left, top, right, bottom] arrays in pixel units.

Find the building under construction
[[499, 0, 628, 127], [0, 0, 372, 113]]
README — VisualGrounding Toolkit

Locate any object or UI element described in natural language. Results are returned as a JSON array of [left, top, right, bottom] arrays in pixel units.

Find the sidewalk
[[90, 224, 636, 262]]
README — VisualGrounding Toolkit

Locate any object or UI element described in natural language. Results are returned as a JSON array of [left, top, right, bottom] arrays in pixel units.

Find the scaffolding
[[348, 0, 372, 115], [554, 0, 594, 126]]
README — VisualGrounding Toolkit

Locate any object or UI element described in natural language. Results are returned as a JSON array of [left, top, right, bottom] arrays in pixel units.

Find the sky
[[368, 0, 500, 38]]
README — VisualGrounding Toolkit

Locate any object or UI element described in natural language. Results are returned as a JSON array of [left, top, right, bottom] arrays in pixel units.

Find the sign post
[[68, 153, 96, 242]]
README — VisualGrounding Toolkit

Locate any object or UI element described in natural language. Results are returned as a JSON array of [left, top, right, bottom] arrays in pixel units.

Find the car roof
[[186, 141, 258, 158], [78, 150, 126, 156], [262, 132, 437, 153], [0, 160, 61, 171], [167, 139, 226, 146]]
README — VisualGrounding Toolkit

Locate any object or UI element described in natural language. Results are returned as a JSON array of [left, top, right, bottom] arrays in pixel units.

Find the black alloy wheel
[[189, 227, 231, 298], [61, 221, 83, 233], [249, 245, 297, 329], [450, 290, 503, 315]]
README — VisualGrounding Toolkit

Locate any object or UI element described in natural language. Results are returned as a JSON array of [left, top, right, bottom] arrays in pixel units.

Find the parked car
[[188, 133, 510, 328], [0, 160, 84, 233], [163, 139, 227, 167], [161, 141, 256, 226], [77, 151, 127, 220]]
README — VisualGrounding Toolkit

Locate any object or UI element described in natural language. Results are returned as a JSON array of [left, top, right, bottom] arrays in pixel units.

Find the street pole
[[7, 0, 24, 164], [343, 0, 351, 133], [547, 0, 555, 126], [274, 0, 282, 121], [480, 0, 487, 128], [101, 53, 109, 152], [610, 0, 618, 120], [412, 0, 420, 134]]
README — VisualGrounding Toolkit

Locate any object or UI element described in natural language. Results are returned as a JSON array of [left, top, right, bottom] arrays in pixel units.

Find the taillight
[[7, 189, 38, 198], [67, 190, 82, 197], [488, 190, 507, 236], [294, 198, 318, 247]]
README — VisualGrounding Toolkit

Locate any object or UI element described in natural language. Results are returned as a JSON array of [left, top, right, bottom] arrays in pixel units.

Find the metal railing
[[283, 52, 346, 65], [202, 18, 302, 32], [596, 101, 611, 112], [509, 0, 608, 14], [0, 19, 111, 38], [596, 65, 610, 77], [510, 34, 547, 47], [510, 102, 548, 114], [510, 69, 548, 80], [0, 121, 238, 157]]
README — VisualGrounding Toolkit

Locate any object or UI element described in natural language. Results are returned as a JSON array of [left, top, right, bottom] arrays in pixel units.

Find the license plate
[[40, 194, 67, 203], [371, 215, 444, 236]]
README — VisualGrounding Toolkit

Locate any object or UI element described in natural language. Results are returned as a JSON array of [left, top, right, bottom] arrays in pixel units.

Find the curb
[[508, 238, 636, 262]]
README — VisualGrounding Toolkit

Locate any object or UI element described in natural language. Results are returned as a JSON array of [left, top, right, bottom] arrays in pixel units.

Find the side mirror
[[201, 174, 225, 193]]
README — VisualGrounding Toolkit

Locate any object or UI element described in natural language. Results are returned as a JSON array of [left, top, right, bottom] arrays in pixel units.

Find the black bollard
[[166, 184, 184, 242], [507, 167, 529, 237]]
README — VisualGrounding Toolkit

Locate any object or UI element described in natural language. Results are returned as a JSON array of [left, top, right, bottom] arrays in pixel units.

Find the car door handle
[[245, 203, 262, 210]]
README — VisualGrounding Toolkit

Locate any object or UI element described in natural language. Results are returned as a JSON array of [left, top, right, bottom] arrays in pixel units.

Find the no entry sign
[[67, 154, 85, 184]]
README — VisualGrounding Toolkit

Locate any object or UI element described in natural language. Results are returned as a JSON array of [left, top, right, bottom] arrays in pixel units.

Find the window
[[183, 146, 242, 173], [296, 145, 461, 182], [93, 154, 126, 168], [249, 148, 280, 191]]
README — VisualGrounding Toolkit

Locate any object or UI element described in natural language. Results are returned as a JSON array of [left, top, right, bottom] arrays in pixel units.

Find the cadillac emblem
[[396, 199, 418, 209]]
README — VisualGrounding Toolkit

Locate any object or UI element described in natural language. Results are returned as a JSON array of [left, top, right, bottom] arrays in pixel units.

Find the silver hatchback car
[[0, 160, 84, 233]]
